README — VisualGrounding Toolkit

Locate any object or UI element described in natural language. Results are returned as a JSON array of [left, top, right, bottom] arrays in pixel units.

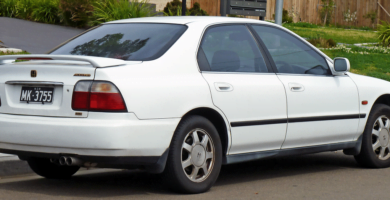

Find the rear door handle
[[214, 82, 234, 92], [289, 83, 305, 92]]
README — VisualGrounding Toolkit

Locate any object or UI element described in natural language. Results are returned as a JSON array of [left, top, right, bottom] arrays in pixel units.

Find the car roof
[[105, 16, 272, 25]]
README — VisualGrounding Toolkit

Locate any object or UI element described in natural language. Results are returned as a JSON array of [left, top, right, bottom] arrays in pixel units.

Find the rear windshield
[[49, 23, 187, 61]]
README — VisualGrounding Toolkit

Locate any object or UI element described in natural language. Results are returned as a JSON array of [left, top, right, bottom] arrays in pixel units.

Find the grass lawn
[[284, 24, 378, 44], [323, 50, 390, 81]]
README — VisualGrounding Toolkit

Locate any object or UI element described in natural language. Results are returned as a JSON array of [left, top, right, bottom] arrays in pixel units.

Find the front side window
[[198, 25, 268, 73], [50, 23, 187, 61], [251, 25, 331, 75]]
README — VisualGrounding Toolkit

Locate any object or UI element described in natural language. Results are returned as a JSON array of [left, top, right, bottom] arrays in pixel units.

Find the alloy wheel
[[372, 115, 390, 160], [181, 128, 215, 183]]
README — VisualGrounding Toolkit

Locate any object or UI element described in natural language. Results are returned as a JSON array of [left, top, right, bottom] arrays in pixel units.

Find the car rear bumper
[[0, 112, 179, 161]]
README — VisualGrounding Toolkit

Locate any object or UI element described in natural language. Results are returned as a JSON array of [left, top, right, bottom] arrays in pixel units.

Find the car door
[[198, 24, 288, 154], [250, 24, 360, 149]]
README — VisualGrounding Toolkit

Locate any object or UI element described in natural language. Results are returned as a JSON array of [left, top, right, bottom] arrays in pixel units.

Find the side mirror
[[332, 57, 350, 75]]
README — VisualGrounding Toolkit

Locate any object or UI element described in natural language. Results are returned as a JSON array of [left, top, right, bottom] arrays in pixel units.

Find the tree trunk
[[323, 11, 328, 26]]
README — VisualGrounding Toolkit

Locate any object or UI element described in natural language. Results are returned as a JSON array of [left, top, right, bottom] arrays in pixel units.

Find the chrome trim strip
[[5, 81, 64, 86]]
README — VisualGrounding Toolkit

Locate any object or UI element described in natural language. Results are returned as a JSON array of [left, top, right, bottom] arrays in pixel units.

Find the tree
[[363, 11, 377, 29], [70, 33, 149, 60], [320, 0, 335, 26]]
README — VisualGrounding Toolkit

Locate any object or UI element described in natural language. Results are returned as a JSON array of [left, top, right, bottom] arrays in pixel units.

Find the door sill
[[223, 141, 356, 164]]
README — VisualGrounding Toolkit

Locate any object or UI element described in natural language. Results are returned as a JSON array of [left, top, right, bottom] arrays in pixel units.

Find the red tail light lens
[[89, 82, 126, 111], [72, 81, 127, 112], [72, 81, 92, 110]]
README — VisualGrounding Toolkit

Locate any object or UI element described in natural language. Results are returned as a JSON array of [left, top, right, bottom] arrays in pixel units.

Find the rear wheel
[[163, 115, 222, 194], [27, 157, 80, 179], [355, 104, 390, 168]]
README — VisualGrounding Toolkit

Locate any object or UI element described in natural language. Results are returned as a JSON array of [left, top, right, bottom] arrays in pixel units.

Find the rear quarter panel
[[94, 23, 216, 120]]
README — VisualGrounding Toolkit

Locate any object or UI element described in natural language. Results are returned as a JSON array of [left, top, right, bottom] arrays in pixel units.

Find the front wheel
[[162, 115, 222, 194], [355, 104, 390, 168]]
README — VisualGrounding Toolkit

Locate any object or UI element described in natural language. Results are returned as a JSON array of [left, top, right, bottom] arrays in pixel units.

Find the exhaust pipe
[[59, 156, 67, 165], [65, 157, 83, 166], [55, 156, 86, 167]]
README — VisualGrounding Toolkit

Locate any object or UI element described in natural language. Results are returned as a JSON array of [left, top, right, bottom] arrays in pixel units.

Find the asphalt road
[[0, 151, 388, 199], [0, 17, 85, 53]]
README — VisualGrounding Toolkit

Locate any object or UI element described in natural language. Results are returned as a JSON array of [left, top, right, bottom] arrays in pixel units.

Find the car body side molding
[[231, 114, 366, 127], [223, 141, 356, 164]]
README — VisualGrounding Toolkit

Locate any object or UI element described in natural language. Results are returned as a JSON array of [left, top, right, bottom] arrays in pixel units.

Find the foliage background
[[0, 0, 210, 27]]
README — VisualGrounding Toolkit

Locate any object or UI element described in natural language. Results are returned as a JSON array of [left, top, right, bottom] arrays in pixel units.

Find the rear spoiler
[[0, 55, 127, 68]]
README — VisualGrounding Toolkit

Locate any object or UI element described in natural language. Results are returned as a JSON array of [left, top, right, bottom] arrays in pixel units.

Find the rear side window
[[198, 25, 268, 73], [50, 23, 187, 61], [251, 25, 331, 75]]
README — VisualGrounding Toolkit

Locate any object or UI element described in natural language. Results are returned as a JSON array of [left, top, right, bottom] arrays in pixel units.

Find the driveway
[[0, 17, 85, 53], [1, 151, 389, 199]]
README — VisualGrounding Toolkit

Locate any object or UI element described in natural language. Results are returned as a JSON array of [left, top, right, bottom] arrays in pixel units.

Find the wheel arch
[[344, 94, 390, 156], [180, 107, 230, 157], [373, 94, 390, 107]]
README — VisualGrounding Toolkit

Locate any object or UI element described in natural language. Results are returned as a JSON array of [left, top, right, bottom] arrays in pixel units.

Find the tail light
[[72, 81, 127, 112]]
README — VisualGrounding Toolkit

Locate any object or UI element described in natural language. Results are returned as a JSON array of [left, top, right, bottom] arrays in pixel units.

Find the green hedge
[[0, 0, 155, 28]]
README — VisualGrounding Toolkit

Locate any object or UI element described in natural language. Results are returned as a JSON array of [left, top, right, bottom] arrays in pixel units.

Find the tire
[[27, 157, 80, 179], [355, 104, 390, 168], [162, 115, 222, 194]]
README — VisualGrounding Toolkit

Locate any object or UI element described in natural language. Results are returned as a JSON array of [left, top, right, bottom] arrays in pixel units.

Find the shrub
[[163, 0, 182, 16], [164, 5, 188, 16], [16, 0, 34, 19], [31, 0, 60, 24], [327, 38, 336, 47], [164, 1, 207, 16], [273, 9, 292, 23], [0, 0, 18, 18], [59, 0, 94, 28], [92, 0, 153, 26], [188, 2, 207, 16], [308, 36, 337, 48], [378, 21, 390, 47], [282, 9, 292, 23]]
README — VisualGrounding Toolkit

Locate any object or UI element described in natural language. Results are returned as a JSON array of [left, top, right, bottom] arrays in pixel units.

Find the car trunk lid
[[0, 55, 135, 118]]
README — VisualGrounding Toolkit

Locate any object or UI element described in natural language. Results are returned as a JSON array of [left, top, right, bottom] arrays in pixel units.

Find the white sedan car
[[0, 16, 390, 193]]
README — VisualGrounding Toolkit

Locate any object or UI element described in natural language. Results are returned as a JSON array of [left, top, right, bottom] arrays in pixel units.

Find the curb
[[0, 48, 23, 53], [0, 155, 33, 178]]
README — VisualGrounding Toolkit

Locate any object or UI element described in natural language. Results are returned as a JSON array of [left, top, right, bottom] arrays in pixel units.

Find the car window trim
[[248, 24, 333, 76], [246, 24, 279, 73], [196, 23, 274, 74]]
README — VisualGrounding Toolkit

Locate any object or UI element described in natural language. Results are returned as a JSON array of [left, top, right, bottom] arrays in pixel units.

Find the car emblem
[[31, 70, 37, 78]]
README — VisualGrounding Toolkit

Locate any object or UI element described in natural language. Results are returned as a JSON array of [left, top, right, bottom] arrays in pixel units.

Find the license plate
[[20, 87, 54, 103]]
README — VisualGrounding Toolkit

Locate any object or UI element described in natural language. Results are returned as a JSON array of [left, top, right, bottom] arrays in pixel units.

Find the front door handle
[[215, 82, 234, 92], [289, 83, 305, 92]]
